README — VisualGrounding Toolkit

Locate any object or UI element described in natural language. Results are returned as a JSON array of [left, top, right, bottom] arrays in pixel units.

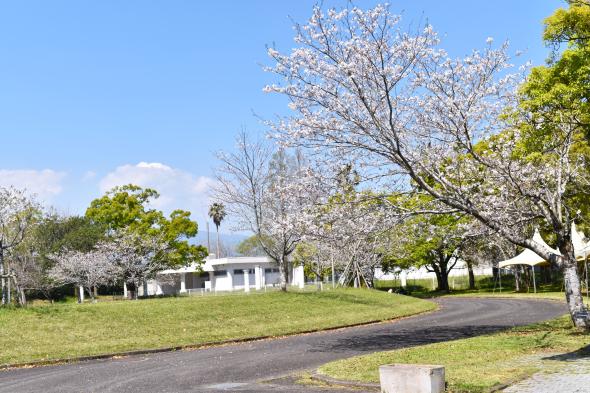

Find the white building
[[139, 256, 305, 296], [374, 259, 494, 288]]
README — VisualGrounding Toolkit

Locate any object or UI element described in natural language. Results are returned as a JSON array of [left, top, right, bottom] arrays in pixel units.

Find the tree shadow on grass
[[542, 344, 590, 362]]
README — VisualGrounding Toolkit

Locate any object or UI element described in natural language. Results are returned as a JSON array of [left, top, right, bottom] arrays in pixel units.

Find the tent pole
[[532, 266, 537, 294], [499, 267, 502, 293], [585, 254, 589, 305]]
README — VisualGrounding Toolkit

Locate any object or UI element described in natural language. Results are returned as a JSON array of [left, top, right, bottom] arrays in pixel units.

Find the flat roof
[[158, 256, 274, 274]]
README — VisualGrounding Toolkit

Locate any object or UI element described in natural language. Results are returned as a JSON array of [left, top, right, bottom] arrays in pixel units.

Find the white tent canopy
[[498, 229, 559, 268], [499, 223, 590, 269], [573, 223, 590, 259]]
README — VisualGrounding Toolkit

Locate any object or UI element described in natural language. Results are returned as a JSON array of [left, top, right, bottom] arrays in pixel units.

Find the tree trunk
[[278, 256, 288, 292], [19, 286, 26, 306], [431, 256, 450, 292], [12, 274, 26, 306], [133, 280, 139, 300], [6, 263, 10, 304], [466, 260, 475, 290], [558, 236, 589, 330], [75, 286, 81, 304], [563, 261, 589, 329], [0, 247, 7, 306], [216, 226, 221, 258], [431, 264, 450, 292], [87, 287, 96, 303]]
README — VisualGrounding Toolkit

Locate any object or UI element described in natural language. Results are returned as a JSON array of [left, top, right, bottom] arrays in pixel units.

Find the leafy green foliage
[[86, 184, 206, 268], [34, 215, 106, 255], [236, 235, 266, 256]]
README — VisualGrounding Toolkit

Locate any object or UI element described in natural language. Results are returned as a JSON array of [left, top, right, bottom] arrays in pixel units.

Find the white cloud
[[0, 169, 66, 202], [82, 170, 97, 181], [99, 162, 215, 219]]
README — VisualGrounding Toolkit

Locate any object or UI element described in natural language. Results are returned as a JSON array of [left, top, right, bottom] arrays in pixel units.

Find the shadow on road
[[310, 325, 511, 353]]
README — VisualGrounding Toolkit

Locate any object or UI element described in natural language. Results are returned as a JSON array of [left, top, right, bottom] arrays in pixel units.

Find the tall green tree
[[385, 212, 470, 293], [86, 184, 207, 270], [236, 235, 265, 256]]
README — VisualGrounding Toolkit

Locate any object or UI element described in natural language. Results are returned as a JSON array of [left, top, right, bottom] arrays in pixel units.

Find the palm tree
[[208, 203, 226, 258]]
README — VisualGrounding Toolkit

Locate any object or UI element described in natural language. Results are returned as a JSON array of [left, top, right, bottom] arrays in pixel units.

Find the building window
[[199, 272, 209, 278], [234, 269, 255, 275], [213, 270, 227, 277], [265, 268, 280, 274]]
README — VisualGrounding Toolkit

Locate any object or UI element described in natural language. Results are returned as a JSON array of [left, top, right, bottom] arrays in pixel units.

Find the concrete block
[[379, 364, 445, 393]]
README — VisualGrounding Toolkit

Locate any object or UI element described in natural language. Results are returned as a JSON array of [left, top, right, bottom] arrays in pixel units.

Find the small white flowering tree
[[214, 132, 307, 291], [48, 248, 116, 303], [104, 231, 167, 299], [264, 4, 590, 328], [296, 165, 398, 288], [0, 187, 38, 305]]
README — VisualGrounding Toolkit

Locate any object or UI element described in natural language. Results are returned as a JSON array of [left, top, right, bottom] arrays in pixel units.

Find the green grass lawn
[[0, 288, 434, 366], [375, 276, 570, 303], [318, 316, 590, 393]]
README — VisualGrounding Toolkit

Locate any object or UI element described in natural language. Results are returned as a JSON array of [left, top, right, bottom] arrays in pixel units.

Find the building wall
[[374, 260, 494, 286], [140, 258, 306, 296]]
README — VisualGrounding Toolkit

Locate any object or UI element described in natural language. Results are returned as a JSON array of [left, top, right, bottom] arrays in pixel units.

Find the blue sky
[[0, 0, 562, 230]]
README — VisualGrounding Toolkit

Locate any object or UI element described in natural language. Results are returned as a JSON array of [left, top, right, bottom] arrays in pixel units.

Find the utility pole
[[206, 221, 211, 254]]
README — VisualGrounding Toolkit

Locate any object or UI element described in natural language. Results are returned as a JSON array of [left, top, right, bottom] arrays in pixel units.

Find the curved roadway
[[0, 297, 565, 393]]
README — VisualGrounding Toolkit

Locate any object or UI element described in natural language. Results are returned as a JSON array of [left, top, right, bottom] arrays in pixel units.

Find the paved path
[[0, 297, 566, 393], [504, 352, 590, 393]]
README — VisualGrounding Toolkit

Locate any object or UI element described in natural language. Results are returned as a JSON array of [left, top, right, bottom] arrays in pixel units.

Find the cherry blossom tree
[[264, 4, 590, 328], [104, 231, 167, 299], [0, 187, 38, 306], [48, 247, 117, 303], [213, 132, 306, 291], [296, 164, 398, 288]]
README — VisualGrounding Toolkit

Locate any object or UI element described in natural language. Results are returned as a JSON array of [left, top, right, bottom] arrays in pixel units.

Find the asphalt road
[[0, 297, 566, 393]]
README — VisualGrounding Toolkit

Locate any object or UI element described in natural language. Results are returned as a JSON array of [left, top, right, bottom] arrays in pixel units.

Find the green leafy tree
[[236, 235, 265, 256], [387, 213, 469, 293], [86, 184, 207, 272]]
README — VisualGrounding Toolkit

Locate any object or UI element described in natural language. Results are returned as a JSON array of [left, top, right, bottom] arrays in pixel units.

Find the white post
[[228, 270, 234, 291], [243, 269, 250, 293], [254, 265, 262, 290], [532, 266, 537, 294], [79, 285, 85, 303], [123, 282, 128, 299], [297, 265, 305, 289], [208, 271, 214, 292], [180, 273, 187, 294], [400, 271, 407, 288]]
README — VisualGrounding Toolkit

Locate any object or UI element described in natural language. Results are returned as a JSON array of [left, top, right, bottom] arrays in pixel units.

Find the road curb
[[309, 370, 380, 391], [0, 303, 439, 371]]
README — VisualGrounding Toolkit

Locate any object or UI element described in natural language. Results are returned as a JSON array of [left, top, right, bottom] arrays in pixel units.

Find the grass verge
[[0, 288, 434, 366], [317, 316, 590, 393]]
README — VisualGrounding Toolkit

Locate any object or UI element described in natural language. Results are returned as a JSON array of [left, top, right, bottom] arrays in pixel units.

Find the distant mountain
[[191, 231, 250, 257]]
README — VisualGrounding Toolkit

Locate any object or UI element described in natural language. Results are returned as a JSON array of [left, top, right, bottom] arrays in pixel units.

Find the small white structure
[[379, 364, 445, 393], [498, 229, 558, 269], [139, 256, 305, 296], [498, 224, 590, 293]]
